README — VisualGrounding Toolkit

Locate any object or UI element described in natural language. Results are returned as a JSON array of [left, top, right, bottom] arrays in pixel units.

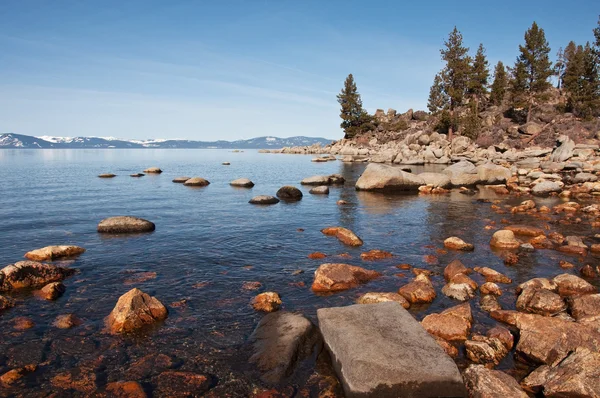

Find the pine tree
[[427, 73, 449, 113], [336, 74, 375, 139], [490, 61, 508, 106], [594, 15, 600, 56], [563, 42, 600, 118], [554, 47, 566, 90], [510, 22, 553, 123], [440, 27, 471, 140], [468, 43, 490, 105]]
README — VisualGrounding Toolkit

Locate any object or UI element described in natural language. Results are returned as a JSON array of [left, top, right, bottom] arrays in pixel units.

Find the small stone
[[360, 249, 393, 261], [309, 186, 329, 195], [321, 227, 363, 246], [398, 274, 436, 304], [252, 292, 282, 312], [443, 237, 474, 251], [307, 252, 327, 259], [480, 282, 502, 296], [242, 281, 262, 291], [106, 381, 147, 398], [465, 335, 509, 365], [222, 162, 230, 165], [337, 200, 348, 205], [312, 263, 380, 293], [0, 365, 37, 386], [130, 173, 144, 177], [13, 317, 34, 330], [98, 173, 116, 178], [480, 295, 501, 312], [172, 176, 191, 183], [553, 273, 596, 296], [473, 267, 512, 283], [490, 230, 521, 249]]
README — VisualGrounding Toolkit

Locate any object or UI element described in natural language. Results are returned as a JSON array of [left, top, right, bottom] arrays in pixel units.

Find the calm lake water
[[0, 149, 597, 396]]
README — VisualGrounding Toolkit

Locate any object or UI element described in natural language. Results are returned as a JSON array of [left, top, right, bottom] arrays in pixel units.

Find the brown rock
[[126, 354, 173, 380], [13, 317, 34, 330], [541, 348, 600, 397], [480, 295, 501, 312], [307, 252, 327, 259], [0, 295, 15, 311], [311, 263, 380, 293], [465, 335, 509, 365], [106, 288, 168, 334], [516, 286, 566, 316], [106, 381, 147, 398], [53, 314, 82, 329], [0, 365, 36, 386], [443, 259, 470, 282], [321, 227, 363, 246], [464, 365, 528, 398], [421, 303, 472, 341], [505, 225, 545, 237], [553, 273, 596, 296], [183, 177, 210, 186], [172, 176, 190, 183], [356, 292, 410, 309], [398, 274, 436, 304], [569, 293, 600, 320], [39, 282, 65, 300], [480, 282, 502, 296], [501, 251, 519, 265], [517, 277, 558, 293], [559, 260, 575, 269], [97, 216, 155, 234], [473, 267, 512, 283], [443, 237, 474, 251], [143, 167, 162, 173], [529, 235, 554, 249], [511, 200, 536, 213], [24, 245, 85, 261], [442, 273, 478, 301], [487, 325, 514, 350], [153, 371, 213, 397], [581, 264, 598, 278], [242, 281, 262, 290], [252, 292, 282, 312], [433, 336, 458, 358], [51, 368, 97, 393], [360, 249, 393, 261], [490, 230, 520, 249], [0, 261, 75, 292]]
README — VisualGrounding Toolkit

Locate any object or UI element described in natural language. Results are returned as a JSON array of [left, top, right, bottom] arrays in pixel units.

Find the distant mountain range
[[0, 133, 332, 149]]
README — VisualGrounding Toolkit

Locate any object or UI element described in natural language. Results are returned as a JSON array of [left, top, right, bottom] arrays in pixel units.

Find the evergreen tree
[[563, 42, 600, 118], [554, 47, 566, 90], [510, 22, 553, 122], [440, 27, 471, 140], [336, 74, 375, 139], [468, 43, 490, 104], [427, 73, 449, 113], [594, 15, 600, 56], [490, 61, 508, 106]]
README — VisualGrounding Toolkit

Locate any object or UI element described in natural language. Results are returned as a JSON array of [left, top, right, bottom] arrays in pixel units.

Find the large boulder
[[312, 263, 380, 293], [24, 245, 85, 261], [476, 163, 512, 184], [317, 302, 467, 397], [443, 161, 481, 186], [97, 216, 155, 234], [355, 163, 425, 192], [549, 135, 575, 163], [0, 261, 75, 292], [276, 186, 303, 201], [106, 288, 168, 334], [418, 172, 451, 188], [464, 365, 528, 398], [531, 181, 562, 196], [249, 312, 320, 383]]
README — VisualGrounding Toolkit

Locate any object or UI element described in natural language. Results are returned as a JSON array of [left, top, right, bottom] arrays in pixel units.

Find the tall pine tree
[[490, 61, 508, 106], [336, 74, 374, 139], [594, 15, 600, 56], [427, 73, 449, 113], [563, 42, 600, 118], [510, 22, 553, 122], [440, 27, 471, 140], [468, 43, 490, 107]]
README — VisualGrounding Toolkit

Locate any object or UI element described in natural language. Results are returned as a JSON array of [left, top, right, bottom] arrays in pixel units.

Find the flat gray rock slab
[[317, 302, 467, 397]]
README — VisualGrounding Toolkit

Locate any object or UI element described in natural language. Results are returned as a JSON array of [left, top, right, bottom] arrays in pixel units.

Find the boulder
[[549, 135, 575, 163], [421, 303, 472, 341], [252, 292, 281, 312], [418, 172, 451, 188], [539, 348, 600, 397], [443, 237, 474, 251], [473, 267, 512, 284], [39, 282, 66, 301], [476, 163, 512, 184], [172, 176, 191, 183], [309, 186, 329, 195], [249, 312, 320, 383], [465, 335, 509, 365], [312, 263, 380, 293], [321, 226, 363, 246], [317, 302, 467, 397], [276, 186, 303, 201], [451, 136, 472, 154], [24, 245, 85, 261], [516, 286, 566, 316], [230, 178, 254, 188], [398, 274, 436, 304], [355, 163, 425, 192], [97, 216, 155, 234], [463, 365, 528, 398], [490, 230, 520, 249], [356, 292, 410, 309], [183, 177, 210, 186], [569, 293, 600, 320], [106, 288, 168, 334], [532, 181, 562, 196], [553, 273, 596, 296], [0, 261, 75, 292], [249, 195, 279, 205], [518, 122, 543, 136], [98, 173, 116, 178], [300, 174, 345, 185]]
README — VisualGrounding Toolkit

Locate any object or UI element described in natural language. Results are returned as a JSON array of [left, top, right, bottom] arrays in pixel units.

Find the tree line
[[337, 17, 600, 140]]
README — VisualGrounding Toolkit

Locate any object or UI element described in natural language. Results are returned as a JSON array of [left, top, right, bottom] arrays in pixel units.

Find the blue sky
[[1, 1, 598, 140]]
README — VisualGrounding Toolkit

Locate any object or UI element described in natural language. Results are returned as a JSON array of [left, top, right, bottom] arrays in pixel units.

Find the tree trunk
[[448, 107, 454, 142], [526, 97, 533, 123]]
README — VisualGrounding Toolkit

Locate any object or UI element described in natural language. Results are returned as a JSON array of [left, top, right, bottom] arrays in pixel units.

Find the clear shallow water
[[0, 149, 598, 396]]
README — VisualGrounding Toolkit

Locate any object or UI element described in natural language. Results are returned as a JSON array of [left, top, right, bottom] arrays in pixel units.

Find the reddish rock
[[13, 317, 34, 330], [321, 227, 363, 246], [97, 216, 156, 233], [516, 286, 566, 316], [490, 230, 520, 249], [242, 281, 262, 291], [307, 252, 327, 260], [51, 368, 97, 393], [53, 314, 82, 329], [517, 277, 558, 293], [443, 237, 474, 251], [465, 335, 509, 365], [511, 200, 536, 213], [252, 292, 282, 312], [487, 325, 514, 350], [421, 303, 472, 341], [0, 365, 36, 386], [569, 293, 600, 320], [559, 260, 575, 269], [443, 259, 470, 282], [24, 245, 85, 261], [0, 261, 75, 292], [529, 235, 554, 249], [106, 381, 147, 398], [480, 282, 502, 296], [360, 249, 393, 261], [464, 365, 528, 398], [557, 245, 587, 256], [535, 348, 600, 397], [106, 288, 168, 334], [398, 274, 436, 304], [581, 264, 598, 278], [311, 263, 380, 292], [356, 292, 410, 309], [0, 295, 15, 311], [553, 273, 596, 296], [126, 354, 173, 380], [442, 273, 478, 301], [38, 282, 65, 300], [153, 371, 213, 397], [505, 225, 545, 237], [433, 336, 458, 358], [501, 251, 519, 266], [473, 267, 512, 283], [124, 271, 157, 285], [480, 295, 502, 312], [423, 254, 438, 264]]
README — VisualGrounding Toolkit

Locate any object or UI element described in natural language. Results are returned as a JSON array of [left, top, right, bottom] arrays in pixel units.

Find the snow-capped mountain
[[0, 133, 332, 149]]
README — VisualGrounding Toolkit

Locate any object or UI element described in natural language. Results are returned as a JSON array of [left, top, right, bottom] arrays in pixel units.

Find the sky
[[0, 1, 598, 141]]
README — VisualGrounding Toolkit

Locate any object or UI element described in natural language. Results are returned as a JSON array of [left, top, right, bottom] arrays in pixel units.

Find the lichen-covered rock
[[539, 348, 600, 397], [0, 261, 75, 292], [105, 381, 147, 398], [312, 263, 380, 293], [97, 216, 155, 234], [24, 245, 85, 261], [321, 227, 363, 246], [106, 288, 168, 334]]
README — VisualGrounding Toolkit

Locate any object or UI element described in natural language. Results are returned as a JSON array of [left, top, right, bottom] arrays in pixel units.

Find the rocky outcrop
[[311, 263, 380, 292], [24, 245, 85, 261], [106, 288, 168, 334], [317, 302, 467, 398], [321, 226, 363, 246], [97, 216, 155, 234], [355, 163, 425, 192], [0, 261, 75, 292], [249, 312, 320, 383]]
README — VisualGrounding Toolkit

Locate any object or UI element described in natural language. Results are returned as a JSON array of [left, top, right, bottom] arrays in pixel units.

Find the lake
[[0, 149, 596, 396]]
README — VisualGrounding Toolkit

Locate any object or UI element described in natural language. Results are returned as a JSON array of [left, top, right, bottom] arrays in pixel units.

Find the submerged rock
[[106, 288, 168, 334], [360, 249, 393, 261], [0, 295, 15, 311], [249, 312, 320, 383], [249, 195, 279, 205], [172, 176, 191, 183], [276, 186, 303, 201], [355, 163, 425, 192], [105, 381, 147, 398], [230, 178, 254, 187], [312, 263, 380, 293], [0, 261, 75, 292], [39, 282, 66, 301], [321, 226, 363, 246], [490, 230, 520, 249], [153, 371, 213, 397], [24, 245, 85, 261], [317, 302, 467, 397], [53, 314, 82, 329]]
